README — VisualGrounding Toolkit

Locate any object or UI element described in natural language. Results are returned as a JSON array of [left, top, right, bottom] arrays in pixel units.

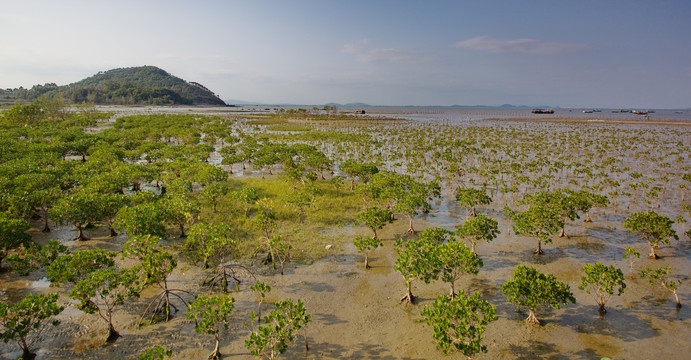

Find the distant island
[[0, 66, 227, 106]]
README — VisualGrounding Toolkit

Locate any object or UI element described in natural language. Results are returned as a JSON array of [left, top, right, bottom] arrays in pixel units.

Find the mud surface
[[1, 109, 690, 360]]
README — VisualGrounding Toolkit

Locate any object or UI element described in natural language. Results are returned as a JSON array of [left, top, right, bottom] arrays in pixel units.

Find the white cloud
[[342, 39, 431, 63], [454, 36, 587, 54]]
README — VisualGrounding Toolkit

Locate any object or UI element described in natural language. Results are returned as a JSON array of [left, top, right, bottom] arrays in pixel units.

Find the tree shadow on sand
[[552, 304, 661, 342], [483, 251, 520, 271], [311, 312, 348, 326], [306, 341, 423, 360], [283, 280, 336, 293], [625, 295, 686, 321], [554, 238, 623, 263], [505, 340, 599, 360], [514, 247, 565, 266]]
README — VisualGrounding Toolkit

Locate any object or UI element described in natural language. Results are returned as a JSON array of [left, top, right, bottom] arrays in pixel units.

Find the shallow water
[[1, 107, 690, 360]]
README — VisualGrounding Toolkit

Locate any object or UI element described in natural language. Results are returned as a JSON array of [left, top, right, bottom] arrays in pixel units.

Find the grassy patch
[[195, 175, 364, 262], [245, 118, 289, 125], [264, 129, 370, 143], [266, 124, 313, 132]]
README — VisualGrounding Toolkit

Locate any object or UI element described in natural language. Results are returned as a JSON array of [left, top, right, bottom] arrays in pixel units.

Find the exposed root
[[525, 310, 540, 326], [400, 293, 415, 304]]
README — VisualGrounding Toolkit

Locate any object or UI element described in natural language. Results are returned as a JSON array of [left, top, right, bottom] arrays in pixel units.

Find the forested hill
[[0, 66, 227, 106]]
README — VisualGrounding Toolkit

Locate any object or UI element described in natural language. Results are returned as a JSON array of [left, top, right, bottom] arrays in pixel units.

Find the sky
[[2, 0, 691, 108]]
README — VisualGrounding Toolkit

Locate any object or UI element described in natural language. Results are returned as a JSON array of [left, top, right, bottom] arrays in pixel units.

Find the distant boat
[[632, 110, 649, 115], [583, 110, 594, 113], [532, 108, 555, 114]]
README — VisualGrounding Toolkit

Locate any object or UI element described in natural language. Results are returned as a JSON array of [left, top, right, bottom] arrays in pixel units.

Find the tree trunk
[[526, 308, 540, 325], [42, 211, 50, 233], [20, 337, 36, 360], [648, 244, 659, 259], [534, 240, 543, 255], [598, 302, 606, 316], [674, 290, 682, 309], [209, 334, 220, 360], [558, 228, 568, 239], [77, 226, 89, 241], [629, 262, 636, 279], [471, 206, 476, 217], [584, 212, 592, 223], [471, 240, 477, 255], [449, 281, 455, 299], [400, 280, 414, 304], [407, 217, 415, 234], [106, 323, 120, 343], [179, 224, 186, 238], [21, 347, 36, 360], [109, 227, 118, 237], [364, 253, 370, 269]]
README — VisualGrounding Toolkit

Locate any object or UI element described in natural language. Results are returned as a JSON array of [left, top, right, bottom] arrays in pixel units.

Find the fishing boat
[[532, 108, 555, 114]]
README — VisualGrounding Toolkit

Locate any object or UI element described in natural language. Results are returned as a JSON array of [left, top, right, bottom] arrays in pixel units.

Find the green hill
[[0, 66, 227, 106]]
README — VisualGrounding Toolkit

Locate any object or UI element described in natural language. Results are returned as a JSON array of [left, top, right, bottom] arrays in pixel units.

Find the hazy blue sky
[[2, 0, 690, 108]]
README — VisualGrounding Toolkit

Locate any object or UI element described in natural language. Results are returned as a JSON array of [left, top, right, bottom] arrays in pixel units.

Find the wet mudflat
[[1, 108, 690, 360]]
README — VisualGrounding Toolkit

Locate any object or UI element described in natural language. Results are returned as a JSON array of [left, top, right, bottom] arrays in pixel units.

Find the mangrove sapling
[[502, 206, 516, 236], [186, 294, 235, 360], [237, 186, 260, 217], [6, 240, 68, 276], [25, 184, 63, 233], [551, 189, 581, 238], [0, 293, 64, 360], [139, 345, 173, 360], [201, 183, 229, 213], [285, 188, 313, 223], [455, 186, 492, 217], [578, 263, 626, 316], [114, 201, 168, 238], [421, 291, 497, 357], [455, 213, 499, 255], [624, 211, 678, 259], [641, 266, 683, 308], [98, 192, 128, 237], [394, 236, 440, 304], [577, 190, 609, 223], [675, 215, 687, 241], [356, 206, 393, 239], [46, 249, 115, 286], [204, 262, 255, 293], [393, 175, 441, 234], [50, 187, 109, 241], [161, 193, 200, 238], [511, 194, 563, 255], [501, 265, 575, 325], [220, 145, 243, 174], [122, 235, 190, 323], [623, 247, 641, 279], [69, 266, 141, 343], [250, 282, 272, 322], [437, 241, 483, 298], [253, 199, 277, 241], [353, 235, 383, 269], [340, 159, 379, 190], [245, 298, 311, 360], [269, 236, 292, 275], [186, 223, 234, 269]]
